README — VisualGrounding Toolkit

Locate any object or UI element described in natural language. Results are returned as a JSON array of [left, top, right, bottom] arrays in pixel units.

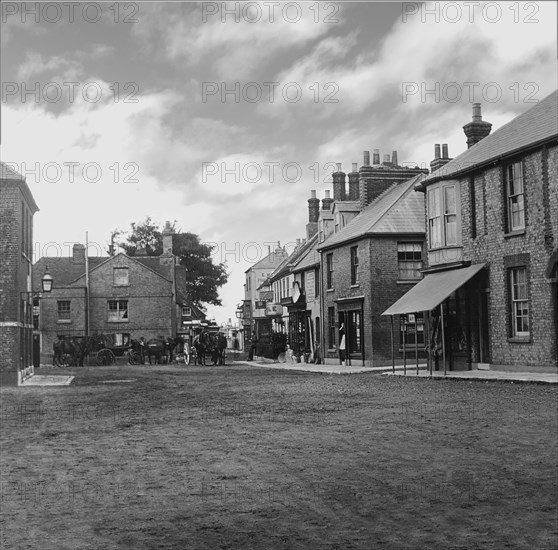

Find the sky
[[2, 1, 557, 323]]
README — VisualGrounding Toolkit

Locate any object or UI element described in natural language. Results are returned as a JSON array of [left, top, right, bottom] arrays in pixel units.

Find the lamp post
[[21, 267, 53, 371]]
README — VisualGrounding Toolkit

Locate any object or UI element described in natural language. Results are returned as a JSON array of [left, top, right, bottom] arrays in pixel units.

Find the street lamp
[[21, 266, 53, 299], [41, 268, 53, 293]]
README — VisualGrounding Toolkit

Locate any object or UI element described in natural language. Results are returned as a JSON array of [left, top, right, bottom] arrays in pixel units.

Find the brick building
[[318, 167, 426, 367], [384, 93, 558, 372], [33, 226, 203, 359], [243, 245, 288, 347], [0, 162, 40, 385]]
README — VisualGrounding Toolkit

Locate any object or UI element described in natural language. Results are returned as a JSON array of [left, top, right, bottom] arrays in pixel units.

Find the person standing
[[339, 323, 346, 365], [248, 331, 258, 361]]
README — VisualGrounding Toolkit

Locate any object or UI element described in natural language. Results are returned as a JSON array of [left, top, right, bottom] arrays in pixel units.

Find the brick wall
[[321, 234, 425, 366], [38, 254, 175, 352], [453, 144, 557, 368], [0, 177, 37, 385]]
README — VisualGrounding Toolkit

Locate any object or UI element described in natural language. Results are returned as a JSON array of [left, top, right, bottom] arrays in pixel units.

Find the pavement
[[236, 359, 558, 383], [20, 375, 75, 386]]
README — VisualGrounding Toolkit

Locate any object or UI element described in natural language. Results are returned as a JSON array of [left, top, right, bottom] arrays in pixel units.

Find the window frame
[[108, 299, 129, 322], [182, 306, 192, 317], [427, 182, 461, 250], [113, 267, 129, 286], [509, 267, 529, 338], [326, 253, 334, 290], [505, 161, 525, 232], [57, 300, 71, 322], [350, 246, 359, 285], [397, 242, 423, 281]]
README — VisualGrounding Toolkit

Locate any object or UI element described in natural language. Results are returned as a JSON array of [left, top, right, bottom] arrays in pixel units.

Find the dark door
[[33, 334, 41, 368]]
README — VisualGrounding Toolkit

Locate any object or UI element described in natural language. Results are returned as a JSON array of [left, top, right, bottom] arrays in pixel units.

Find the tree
[[116, 218, 228, 307]]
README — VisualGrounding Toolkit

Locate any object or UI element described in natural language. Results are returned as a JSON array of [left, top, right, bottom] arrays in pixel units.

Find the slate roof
[[244, 248, 289, 273], [317, 175, 425, 251], [32, 256, 108, 288], [269, 235, 317, 283], [422, 90, 558, 185], [0, 161, 24, 181], [292, 234, 320, 272], [32, 253, 175, 290]]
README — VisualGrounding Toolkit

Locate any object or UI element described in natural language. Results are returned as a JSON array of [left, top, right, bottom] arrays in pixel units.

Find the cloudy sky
[[2, 1, 557, 323]]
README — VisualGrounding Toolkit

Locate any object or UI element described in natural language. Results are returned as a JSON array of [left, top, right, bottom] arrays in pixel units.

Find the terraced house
[[384, 93, 558, 372], [317, 153, 428, 367]]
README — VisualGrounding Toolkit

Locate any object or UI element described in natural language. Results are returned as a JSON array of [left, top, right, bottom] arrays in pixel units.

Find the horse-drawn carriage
[[190, 327, 228, 366], [53, 334, 137, 367], [52, 333, 180, 367]]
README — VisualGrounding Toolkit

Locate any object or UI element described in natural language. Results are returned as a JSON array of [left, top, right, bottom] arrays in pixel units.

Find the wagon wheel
[[96, 348, 116, 366], [128, 350, 142, 365]]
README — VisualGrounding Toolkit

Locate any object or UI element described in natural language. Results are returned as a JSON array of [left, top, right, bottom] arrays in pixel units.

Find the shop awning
[[382, 263, 486, 316]]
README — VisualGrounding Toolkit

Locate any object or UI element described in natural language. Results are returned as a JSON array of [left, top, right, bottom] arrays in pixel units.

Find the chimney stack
[[348, 163, 360, 201], [363, 151, 370, 167], [332, 163, 347, 201], [391, 151, 398, 167], [430, 144, 453, 173], [322, 189, 334, 211], [162, 221, 173, 256], [463, 102, 492, 148], [373, 149, 380, 165], [308, 190, 320, 222], [306, 190, 320, 239], [72, 244, 86, 265]]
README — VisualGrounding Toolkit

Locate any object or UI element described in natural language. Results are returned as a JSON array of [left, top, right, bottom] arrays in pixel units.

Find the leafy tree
[[117, 217, 228, 307]]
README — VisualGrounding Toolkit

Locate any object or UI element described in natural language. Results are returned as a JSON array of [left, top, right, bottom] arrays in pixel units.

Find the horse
[[146, 338, 166, 365], [193, 330, 209, 366], [212, 333, 228, 366], [165, 337, 177, 363], [53, 338, 77, 367]]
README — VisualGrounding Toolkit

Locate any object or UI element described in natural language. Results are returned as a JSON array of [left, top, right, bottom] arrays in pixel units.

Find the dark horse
[[145, 338, 166, 365], [210, 333, 228, 366], [53, 338, 77, 367], [193, 330, 210, 366]]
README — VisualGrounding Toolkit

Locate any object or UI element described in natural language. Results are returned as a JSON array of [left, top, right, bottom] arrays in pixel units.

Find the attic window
[[113, 267, 129, 286], [182, 307, 192, 316]]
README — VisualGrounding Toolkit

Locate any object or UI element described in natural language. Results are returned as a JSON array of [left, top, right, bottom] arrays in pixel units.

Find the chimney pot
[[373, 149, 380, 165], [352, 162, 358, 172], [336, 162, 342, 172], [391, 151, 398, 166], [383, 153, 391, 164], [442, 144, 449, 158], [310, 189, 316, 198], [472, 103, 482, 121], [325, 190, 331, 198], [434, 144, 441, 159], [363, 151, 370, 166]]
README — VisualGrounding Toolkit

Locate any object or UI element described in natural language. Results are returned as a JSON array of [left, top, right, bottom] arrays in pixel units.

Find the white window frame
[[427, 182, 461, 249], [505, 161, 525, 232], [57, 300, 71, 321], [510, 267, 529, 337], [182, 306, 192, 316], [397, 242, 423, 280], [108, 300, 129, 322]]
